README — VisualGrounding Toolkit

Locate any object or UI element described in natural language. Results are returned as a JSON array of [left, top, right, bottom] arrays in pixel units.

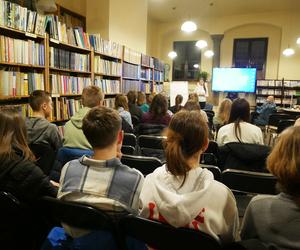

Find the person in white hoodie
[[139, 110, 239, 244]]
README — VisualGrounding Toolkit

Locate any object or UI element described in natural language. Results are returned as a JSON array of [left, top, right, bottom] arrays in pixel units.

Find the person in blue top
[[254, 96, 276, 126]]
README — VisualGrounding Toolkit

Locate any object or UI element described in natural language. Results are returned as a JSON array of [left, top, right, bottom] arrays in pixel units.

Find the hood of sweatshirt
[[140, 165, 215, 227], [70, 107, 90, 129], [25, 117, 51, 145]]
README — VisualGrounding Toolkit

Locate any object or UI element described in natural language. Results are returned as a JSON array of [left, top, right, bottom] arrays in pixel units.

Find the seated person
[[139, 110, 239, 244], [253, 96, 276, 126], [137, 91, 149, 113], [26, 90, 62, 151], [115, 94, 133, 128], [213, 98, 232, 131], [58, 106, 144, 238], [241, 126, 300, 249], [127, 90, 143, 121], [217, 98, 264, 145], [183, 100, 208, 123], [169, 94, 183, 114], [141, 94, 171, 126]]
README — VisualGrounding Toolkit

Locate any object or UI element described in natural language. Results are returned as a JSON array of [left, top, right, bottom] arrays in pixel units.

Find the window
[[233, 38, 268, 79], [172, 41, 201, 81]]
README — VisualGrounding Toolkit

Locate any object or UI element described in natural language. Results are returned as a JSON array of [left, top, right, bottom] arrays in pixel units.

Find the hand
[[50, 180, 59, 187]]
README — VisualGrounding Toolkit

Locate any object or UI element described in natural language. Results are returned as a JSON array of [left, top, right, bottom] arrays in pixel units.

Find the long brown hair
[[0, 107, 35, 162], [115, 94, 129, 111], [164, 110, 208, 187], [228, 98, 250, 142], [217, 98, 232, 125], [149, 94, 168, 119]]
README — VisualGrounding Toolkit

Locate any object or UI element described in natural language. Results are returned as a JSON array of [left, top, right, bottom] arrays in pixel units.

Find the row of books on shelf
[[283, 80, 300, 88], [0, 70, 44, 96], [121, 80, 156, 94], [90, 34, 122, 59], [257, 79, 300, 88], [124, 47, 141, 65], [103, 98, 115, 109], [141, 54, 152, 67], [154, 70, 164, 82], [52, 97, 82, 121], [94, 57, 122, 76], [0, 35, 45, 65], [94, 78, 121, 94], [50, 47, 90, 72], [153, 83, 164, 93], [0, 0, 46, 35], [153, 58, 164, 71], [123, 63, 140, 79], [140, 68, 152, 80], [256, 97, 282, 104], [284, 90, 300, 96], [256, 89, 282, 95], [50, 74, 91, 95]]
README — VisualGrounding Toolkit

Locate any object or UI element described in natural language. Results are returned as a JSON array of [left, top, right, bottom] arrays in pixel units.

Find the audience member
[[115, 94, 133, 128], [213, 98, 232, 130], [137, 91, 149, 113], [139, 110, 239, 243], [127, 90, 143, 121], [294, 117, 300, 127], [183, 100, 208, 123], [253, 96, 276, 126], [241, 126, 300, 249], [0, 107, 57, 202], [217, 98, 264, 145], [141, 94, 171, 126], [169, 94, 183, 114], [58, 107, 144, 238], [188, 93, 199, 103], [146, 93, 155, 107], [26, 90, 62, 151], [63, 86, 104, 150]]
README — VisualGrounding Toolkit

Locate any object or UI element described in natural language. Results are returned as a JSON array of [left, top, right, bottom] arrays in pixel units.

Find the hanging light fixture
[[168, 51, 177, 59], [204, 50, 214, 58], [195, 40, 208, 49], [181, 21, 197, 33], [193, 64, 199, 68], [282, 47, 295, 57]]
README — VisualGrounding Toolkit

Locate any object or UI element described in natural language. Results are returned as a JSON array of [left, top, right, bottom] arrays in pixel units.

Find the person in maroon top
[[141, 93, 171, 126]]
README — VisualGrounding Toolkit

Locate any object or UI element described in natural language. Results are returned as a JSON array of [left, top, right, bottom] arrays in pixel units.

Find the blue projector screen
[[212, 68, 257, 93]]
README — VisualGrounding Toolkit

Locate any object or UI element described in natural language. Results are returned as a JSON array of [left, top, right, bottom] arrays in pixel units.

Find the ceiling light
[[181, 21, 197, 33], [297, 37, 300, 45], [195, 40, 208, 49], [282, 48, 295, 57], [193, 64, 199, 68], [168, 51, 177, 59], [204, 50, 214, 58]]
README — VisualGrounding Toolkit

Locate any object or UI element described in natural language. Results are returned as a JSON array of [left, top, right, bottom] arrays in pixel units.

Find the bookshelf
[[256, 79, 300, 107]]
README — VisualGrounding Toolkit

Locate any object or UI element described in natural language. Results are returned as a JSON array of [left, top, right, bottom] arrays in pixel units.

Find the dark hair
[[127, 91, 137, 105], [29, 90, 51, 111], [228, 98, 250, 142], [175, 95, 183, 111], [188, 93, 199, 103], [82, 107, 122, 149], [183, 100, 201, 111], [137, 91, 146, 106], [115, 94, 129, 111], [164, 110, 208, 187], [0, 107, 35, 162], [82, 86, 104, 108], [149, 94, 168, 119]]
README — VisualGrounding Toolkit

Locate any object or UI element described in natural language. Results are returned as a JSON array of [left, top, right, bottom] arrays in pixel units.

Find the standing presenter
[[194, 75, 209, 109]]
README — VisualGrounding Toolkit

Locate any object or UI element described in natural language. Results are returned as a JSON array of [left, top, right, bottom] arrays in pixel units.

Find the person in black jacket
[[0, 107, 57, 202]]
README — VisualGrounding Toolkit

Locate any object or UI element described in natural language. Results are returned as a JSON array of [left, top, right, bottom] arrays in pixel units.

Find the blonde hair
[[217, 98, 232, 125], [188, 93, 199, 103], [267, 126, 300, 196], [115, 94, 129, 111], [137, 91, 146, 106]]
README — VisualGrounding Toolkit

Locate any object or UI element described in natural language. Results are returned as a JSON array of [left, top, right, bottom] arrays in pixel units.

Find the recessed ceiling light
[[296, 37, 300, 44], [168, 51, 177, 59], [282, 48, 295, 56], [193, 64, 199, 68], [204, 50, 214, 58], [181, 21, 197, 33], [195, 40, 208, 49]]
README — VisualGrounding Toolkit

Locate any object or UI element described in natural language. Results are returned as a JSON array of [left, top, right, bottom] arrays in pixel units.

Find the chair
[[121, 155, 163, 176], [203, 109, 215, 116], [276, 119, 295, 134], [137, 123, 166, 136], [30, 143, 57, 175], [138, 135, 166, 161], [131, 115, 140, 127], [201, 165, 221, 181], [121, 145, 135, 155], [205, 112, 215, 131], [123, 133, 137, 148], [119, 215, 221, 250], [200, 141, 220, 166]]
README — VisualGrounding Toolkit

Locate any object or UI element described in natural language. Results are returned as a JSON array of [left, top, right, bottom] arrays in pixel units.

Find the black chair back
[[123, 133, 137, 147], [201, 165, 221, 181], [119, 215, 221, 250], [131, 115, 140, 127], [30, 143, 56, 175], [221, 169, 277, 195], [277, 119, 295, 133], [138, 135, 165, 149], [200, 153, 218, 166], [121, 155, 163, 176], [137, 123, 166, 136], [268, 114, 293, 127], [203, 109, 215, 116], [121, 145, 135, 155]]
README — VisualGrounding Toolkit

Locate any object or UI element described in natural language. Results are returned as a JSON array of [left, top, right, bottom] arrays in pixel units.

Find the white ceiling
[[148, 0, 300, 22]]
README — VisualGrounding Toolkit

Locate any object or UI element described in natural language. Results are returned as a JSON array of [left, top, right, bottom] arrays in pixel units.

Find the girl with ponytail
[[139, 110, 239, 244]]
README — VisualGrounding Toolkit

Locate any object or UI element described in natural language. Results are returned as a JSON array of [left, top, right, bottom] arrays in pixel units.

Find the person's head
[[267, 96, 275, 103], [217, 98, 232, 124], [164, 110, 209, 186], [137, 92, 146, 106], [149, 93, 168, 118], [295, 118, 300, 127], [267, 126, 300, 197], [115, 94, 129, 111], [183, 100, 201, 111], [82, 107, 123, 151], [82, 86, 104, 108], [228, 98, 250, 142], [29, 90, 52, 118], [188, 93, 199, 103], [127, 91, 137, 105], [0, 107, 34, 162], [175, 94, 183, 107]]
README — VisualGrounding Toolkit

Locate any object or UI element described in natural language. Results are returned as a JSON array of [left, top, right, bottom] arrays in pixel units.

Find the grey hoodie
[[25, 117, 62, 151]]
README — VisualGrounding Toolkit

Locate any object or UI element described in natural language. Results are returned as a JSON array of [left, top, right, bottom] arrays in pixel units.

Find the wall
[[146, 17, 160, 57], [55, 0, 86, 16]]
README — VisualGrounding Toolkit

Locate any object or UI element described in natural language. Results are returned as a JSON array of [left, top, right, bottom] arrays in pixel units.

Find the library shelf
[[0, 62, 45, 69], [55, 94, 82, 97], [49, 39, 91, 53], [141, 64, 153, 69], [256, 86, 282, 89], [123, 60, 140, 66], [94, 51, 122, 61], [122, 76, 140, 81], [49, 67, 92, 74], [0, 95, 30, 100], [94, 72, 122, 78], [140, 78, 152, 82], [0, 25, 45, 40]]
